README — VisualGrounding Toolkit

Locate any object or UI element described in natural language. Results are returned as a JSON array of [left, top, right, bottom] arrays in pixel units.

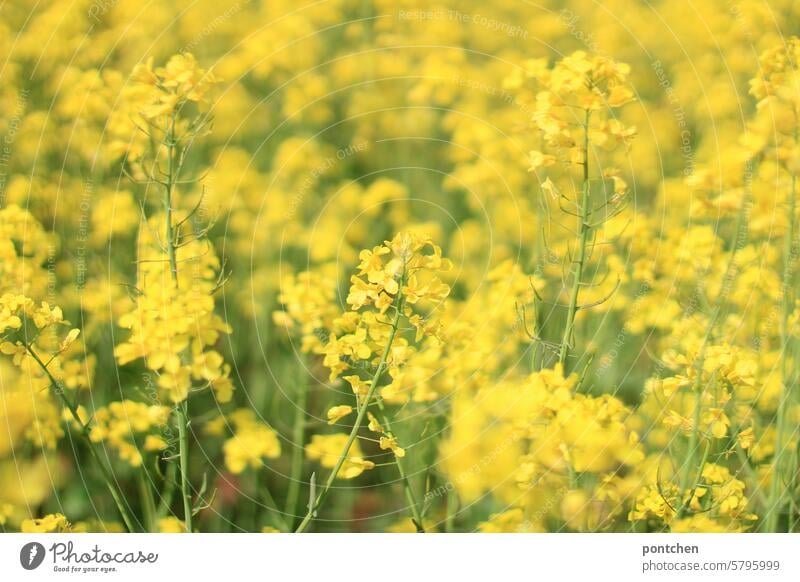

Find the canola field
[[1, 0, 799, 533]]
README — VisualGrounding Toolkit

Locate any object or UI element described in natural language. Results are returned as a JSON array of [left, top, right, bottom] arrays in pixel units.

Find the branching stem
[[295, 289, 405, 533], [558, 110, 591, 367]]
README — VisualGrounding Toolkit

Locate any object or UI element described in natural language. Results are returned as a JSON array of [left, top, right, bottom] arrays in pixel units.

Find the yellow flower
[[156, 53, 217, 102], [379, 435, 406, 458], [0, 306, 22, 333], [737, 427, 755, 450], [30, 302, 64, 329], [87, 400, 170, 467], [528, 150, 556, 171], [343, 375, 372, 399], [114, 236, 234, 405], [144, 435, 168, 452], [702, 408, 730, 439], [339, 457, 376, 479], [21, 513, 71, 533], [367, 413, 384, 433], [560, 490, 589, 530], [157, 517, 185, 533], [326, 405, 354, 425], [477, 508, 533, 533], [628, 485, 677, 523], [59, 328, 80, 352], [305, 434, 375, 479], [222, 410, 281, 474]]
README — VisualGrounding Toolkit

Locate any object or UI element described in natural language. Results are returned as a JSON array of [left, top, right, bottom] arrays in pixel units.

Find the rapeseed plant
[[2, 0, 800, 535]]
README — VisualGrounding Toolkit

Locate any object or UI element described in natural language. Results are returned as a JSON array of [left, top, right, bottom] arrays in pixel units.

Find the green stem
[[164, 114, 179, 282], [138, 468, 157, 532], [790, 441, 800, 532], [765, 163, 797, 532], [24, 344, 138, 532], [445, 488, 457, 532], [787, 474, 798, 532], [558, 110, 591, 367], [156, 460, 177, 519], [735, 445, 767, 509], [261, 478, 291, 532], [162, 112, 193, 533], [85, 444, 138, 533], [374, 402, 425, 532], [679, 440, 711, 519], [284, 356, 309, 528], [246, 462, 261, 531], [175, 401, 193, 532], [295, 297, 404, 533], [675, 368, 707, 519]]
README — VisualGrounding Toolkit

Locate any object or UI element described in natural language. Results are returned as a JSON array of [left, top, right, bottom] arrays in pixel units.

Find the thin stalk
[[445, 488, 457, 532], [734, 446, 767, 509], [163, 114, 179, 281], [680, 440, 711, 518], [246, 461, 261, 531], [558, 110, 591, 367], [567, 460, 579, 490], [261, 478, 291, 532], [175, 401, 193, 532], [674, 165, 752, 519], [156, 460, 177, 518], [765, 163, 798, 532], [675, 370, 707, 519], [24, 344, 138, 532], [374, 402, 425, 532], [284, 356, 310, 528], [790, 441, 800, 532], [295, 295, 405, 533], [138, 468, 157, 532], [162, 113, 192, 533]]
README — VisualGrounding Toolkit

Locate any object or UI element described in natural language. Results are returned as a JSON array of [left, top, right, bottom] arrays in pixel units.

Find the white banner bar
[[1, 534, 797, 581]]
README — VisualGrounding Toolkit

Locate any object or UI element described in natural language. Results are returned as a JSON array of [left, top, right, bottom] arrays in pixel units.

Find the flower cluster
[[305, 434, 375, 479], [319, 231, 451, 383], [206, 409, 281, 474], [509, 51, 636, 174], [5, 0, 800, 535], [0, 279, 88, 453], [114, 234, 234, 404], [273, 267, 339, 353], [629, 464, 756, 531], [88, 400, 171, 467], [442, 364, 643, 531], [108, 53, 217, 164]]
